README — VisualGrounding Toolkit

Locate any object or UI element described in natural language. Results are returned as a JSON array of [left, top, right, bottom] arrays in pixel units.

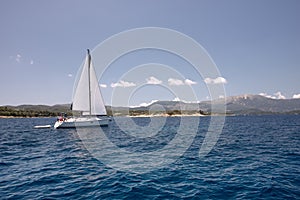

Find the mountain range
[[1, 94, 300, 117], [125, 94, 300, 115]]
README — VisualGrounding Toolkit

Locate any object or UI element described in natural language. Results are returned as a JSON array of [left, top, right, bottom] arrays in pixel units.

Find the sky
[[0, 0, 299, 106]]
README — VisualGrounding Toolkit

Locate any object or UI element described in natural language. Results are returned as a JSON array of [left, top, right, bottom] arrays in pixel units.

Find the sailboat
[[54, 49, 109, 129]]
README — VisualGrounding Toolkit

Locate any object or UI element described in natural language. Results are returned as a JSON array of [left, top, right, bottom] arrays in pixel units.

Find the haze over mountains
[[1, 94, 300, 117]]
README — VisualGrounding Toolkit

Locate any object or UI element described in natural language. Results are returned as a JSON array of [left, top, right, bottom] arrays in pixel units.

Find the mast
[[87, 49, 92, 115]]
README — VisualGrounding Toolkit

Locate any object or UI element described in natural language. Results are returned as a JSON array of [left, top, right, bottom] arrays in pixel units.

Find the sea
[[0, 115, 299, 199]]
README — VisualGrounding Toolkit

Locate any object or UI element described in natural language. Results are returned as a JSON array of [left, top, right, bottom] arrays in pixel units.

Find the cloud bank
[[259, 92, 286, 99], [292, 94, 300, 99]]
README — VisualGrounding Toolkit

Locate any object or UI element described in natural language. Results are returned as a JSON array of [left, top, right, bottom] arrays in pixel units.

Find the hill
[[0, 104, 72, 117], [223, 94, 300, 115], [130, 94, 300, 116], [109, 95, 300, 116], [1, 95, 300, 117]]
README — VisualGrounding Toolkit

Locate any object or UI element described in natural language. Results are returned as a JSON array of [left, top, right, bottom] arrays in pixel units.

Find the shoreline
[[0, 116, 54, 119], [128, 113, 209, 118], [0, 114, 212, 119], [1, 113, 297, 119]]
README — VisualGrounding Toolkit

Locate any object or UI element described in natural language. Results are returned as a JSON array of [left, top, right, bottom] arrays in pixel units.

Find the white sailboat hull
[[54, 116, 109, 129]]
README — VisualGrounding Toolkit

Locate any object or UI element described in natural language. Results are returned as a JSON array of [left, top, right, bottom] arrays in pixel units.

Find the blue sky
[[0, 0, 299, 106]]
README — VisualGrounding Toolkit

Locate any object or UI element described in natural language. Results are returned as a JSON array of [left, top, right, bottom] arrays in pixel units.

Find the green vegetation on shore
[[1, 95, 300, 118], [0, 105, 208, 118], [0, 105, 72, 118], [110, 109, 209, 117]]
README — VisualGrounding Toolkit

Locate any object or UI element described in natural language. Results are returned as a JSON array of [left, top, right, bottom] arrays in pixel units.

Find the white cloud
[[12, 54, 35, 65], [67, 74, 73, 77], [259, 92, 286, 99], [16, 54, 21, 63], [204, 77, 227, 84], [173, 97, 181, 101], [259, 92, 274, 99], [168, 78, 197, 86], [184, 79, 197, 86], [172, 97, 200, 103], [139, 100, 158, 107], [132, 98, 200, 107], [111, 80, 136, 88], [129, 100, 159, 108], [146, 76, 162, 85], [274, 91, 286, 99], [99, 84, 107, 88], [292, 94, 300, 99], [168, 78, 184, 86]]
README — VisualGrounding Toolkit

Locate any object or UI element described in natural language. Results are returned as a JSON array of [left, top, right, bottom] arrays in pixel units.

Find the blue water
[[0, 115, 299, 199]]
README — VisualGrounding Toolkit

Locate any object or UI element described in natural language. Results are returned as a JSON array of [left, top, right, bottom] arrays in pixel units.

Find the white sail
[[72, 50, 106, 115], [72, 55, 90, 113], [89, 62, 107, 115]]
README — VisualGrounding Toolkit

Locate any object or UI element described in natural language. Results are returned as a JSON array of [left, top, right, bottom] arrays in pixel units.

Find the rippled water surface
[[0, 115, 299, 199]]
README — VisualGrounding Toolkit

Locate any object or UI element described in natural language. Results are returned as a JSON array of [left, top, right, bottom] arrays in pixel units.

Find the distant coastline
[[1, 94, 300, 118], [0, 116, 54, 119]]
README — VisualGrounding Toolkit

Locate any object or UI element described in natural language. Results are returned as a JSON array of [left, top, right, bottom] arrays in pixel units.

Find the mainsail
[[72, 50, 107, 116]]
